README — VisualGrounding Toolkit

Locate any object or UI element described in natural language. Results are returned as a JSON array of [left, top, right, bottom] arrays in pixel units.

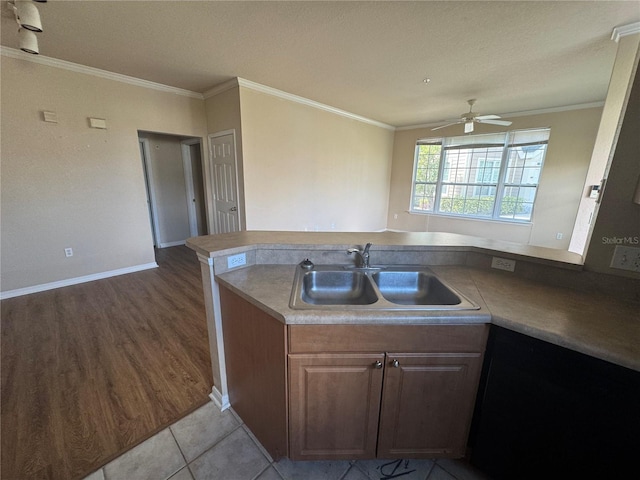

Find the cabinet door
[[289, 353, 384, 460], [377, 352, 483, 458]]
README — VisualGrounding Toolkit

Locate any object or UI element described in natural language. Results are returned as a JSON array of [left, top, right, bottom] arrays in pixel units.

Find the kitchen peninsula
[[186, 231, 640, 477]]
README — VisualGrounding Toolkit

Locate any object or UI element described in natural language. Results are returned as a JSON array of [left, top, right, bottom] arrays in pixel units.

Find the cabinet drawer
[[288, 324, 489, 354]]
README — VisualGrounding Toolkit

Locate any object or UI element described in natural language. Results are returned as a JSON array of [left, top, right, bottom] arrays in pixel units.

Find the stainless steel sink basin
[[290, 264, 479, 311], [371, 271, 461, 306], [300, 270, 378, 305]]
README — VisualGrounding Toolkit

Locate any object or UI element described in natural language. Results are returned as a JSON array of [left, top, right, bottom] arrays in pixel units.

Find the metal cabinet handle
[[391, 359, 400, 368], [373, 360, 383, 369], [229, 206, 237, 212]]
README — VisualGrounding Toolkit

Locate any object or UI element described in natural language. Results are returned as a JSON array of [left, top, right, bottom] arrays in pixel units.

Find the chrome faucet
[[347, 243, 372, 268]]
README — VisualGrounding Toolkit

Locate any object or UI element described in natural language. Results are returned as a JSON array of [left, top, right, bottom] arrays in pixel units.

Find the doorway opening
[[138, 132, 208, 248]]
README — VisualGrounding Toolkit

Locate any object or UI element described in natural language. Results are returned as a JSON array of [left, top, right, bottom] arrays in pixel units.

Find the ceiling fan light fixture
[[18, 27, 39, 54], [15, 1, 42, 32], [432, 98, 512, 133]]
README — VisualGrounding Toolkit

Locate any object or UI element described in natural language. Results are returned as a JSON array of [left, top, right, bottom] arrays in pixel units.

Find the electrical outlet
[[491, 257, 516, 272], [64, 247, 73, 257], [610, 245, 640, 272], [227, 253, 246, 269]]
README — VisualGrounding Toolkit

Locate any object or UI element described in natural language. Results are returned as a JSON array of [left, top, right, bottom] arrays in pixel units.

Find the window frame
[[409, 129, 550, 224]]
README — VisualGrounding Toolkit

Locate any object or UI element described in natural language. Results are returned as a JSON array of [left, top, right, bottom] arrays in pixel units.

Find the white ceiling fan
[[432, 99, 512, 134]]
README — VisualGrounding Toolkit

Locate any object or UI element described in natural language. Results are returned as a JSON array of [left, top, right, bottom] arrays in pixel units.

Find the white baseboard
[[158, 240, 186, 248], [210, 386, 230, 411], [0, 262, 159, 300]]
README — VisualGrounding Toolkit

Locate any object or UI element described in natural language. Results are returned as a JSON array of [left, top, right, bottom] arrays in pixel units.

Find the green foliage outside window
[[437, 195, 532, 217], [439, 196, 494, 216]]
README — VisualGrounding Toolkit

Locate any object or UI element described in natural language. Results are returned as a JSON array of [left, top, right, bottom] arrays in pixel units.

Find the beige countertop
[[187, 231, 638, 372], [216, 264, 640, 373], [216, 264, 492, 325], [187, 231, 584, 266]]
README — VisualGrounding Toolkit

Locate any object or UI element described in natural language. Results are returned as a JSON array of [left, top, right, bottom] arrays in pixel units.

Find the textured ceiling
[[2, 1, 639, 127]]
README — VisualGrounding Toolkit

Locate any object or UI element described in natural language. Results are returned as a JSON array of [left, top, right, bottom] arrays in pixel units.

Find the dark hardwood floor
[[1, 246, 213, 480]]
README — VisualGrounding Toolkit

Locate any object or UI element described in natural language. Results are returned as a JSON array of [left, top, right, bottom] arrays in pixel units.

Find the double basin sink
[[290, 264, 479, 311]]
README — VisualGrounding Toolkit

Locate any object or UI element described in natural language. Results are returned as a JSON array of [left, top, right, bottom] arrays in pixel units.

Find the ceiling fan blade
[[431, 121, 462, 131], [478, 119, 512, 126], [464, 121, 474, 133], [475, 114, 500, 120]]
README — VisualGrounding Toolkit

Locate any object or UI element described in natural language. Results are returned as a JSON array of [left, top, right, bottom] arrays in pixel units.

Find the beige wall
[[204, 86, 245, 232], [4, 50, 637, 295], [585, 64, 640, 278], [387, 107, 602, 249], [237, 87, 395, 232], [1, 55, 208, 292], [570, 34, 640, 254]]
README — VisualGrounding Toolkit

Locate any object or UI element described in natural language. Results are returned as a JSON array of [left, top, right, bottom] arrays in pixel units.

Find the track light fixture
[[9, 1, 45, 54], [15, 1, 42, 32], [18, 28, 39, 54]]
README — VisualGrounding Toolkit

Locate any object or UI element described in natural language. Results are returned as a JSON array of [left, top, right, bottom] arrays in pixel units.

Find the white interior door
[[139, 138, 160, 246], [209, 131, 241, 233]]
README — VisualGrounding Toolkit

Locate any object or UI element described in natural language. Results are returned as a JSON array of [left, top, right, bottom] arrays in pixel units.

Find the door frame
[[208, 129, 242, 233], [139, 138, 162, 247], [181, 138, 206, 237]]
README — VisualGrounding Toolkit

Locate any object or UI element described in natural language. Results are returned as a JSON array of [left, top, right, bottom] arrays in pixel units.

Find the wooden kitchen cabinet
[[289, 353, 384, 460], [220, 286, 289, 459], [377, 352, 483, 458], [220, 286, 488, 461], [288, 324, 487, 460]]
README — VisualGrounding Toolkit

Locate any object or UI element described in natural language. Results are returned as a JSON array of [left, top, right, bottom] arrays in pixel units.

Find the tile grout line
[[423, 460, 437, 480], [250, 462, 278, 480], [338, 463, 357, 480], [350, 461, 373, 480], [182, 423, 245, 470], [435, 458, 486, 480], [240, 423, 285, 479], [167, 426, 191, 479], [241, 423, 275, 464]]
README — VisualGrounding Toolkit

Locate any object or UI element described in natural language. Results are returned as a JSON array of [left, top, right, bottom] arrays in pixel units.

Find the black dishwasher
[[469, 325, 640, 480]]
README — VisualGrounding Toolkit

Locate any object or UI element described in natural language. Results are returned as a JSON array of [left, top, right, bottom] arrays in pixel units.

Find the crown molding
[[396, 102, 605, 131], [237, 78, 395, 130], [3, 46, 392, 130], [203, 78, 239, 98], [611, 22, 640, 42], [0, 47, 204, 99], [204, 76, 395, 130], [500, 102, 605, 119]]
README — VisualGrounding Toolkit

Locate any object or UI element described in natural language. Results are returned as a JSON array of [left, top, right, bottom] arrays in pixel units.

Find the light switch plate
[[491, 257, 516, 272], [89, 117, 107, 129], [43, 111, 58, 123]]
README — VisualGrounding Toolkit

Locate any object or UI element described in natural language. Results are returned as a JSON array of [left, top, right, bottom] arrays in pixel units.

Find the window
[[410, 129, 550, 222]]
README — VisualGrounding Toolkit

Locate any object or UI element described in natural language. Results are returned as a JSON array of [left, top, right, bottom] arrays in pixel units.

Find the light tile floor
[[83, 401, 492, 480]]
